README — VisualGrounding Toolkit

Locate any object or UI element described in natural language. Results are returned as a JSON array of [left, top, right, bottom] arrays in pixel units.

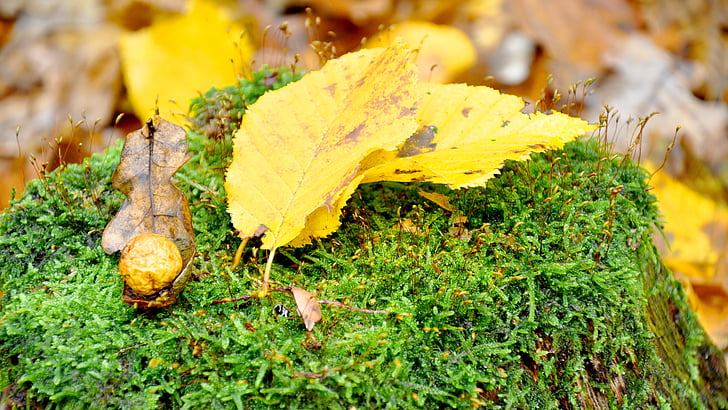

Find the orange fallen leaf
[[681, 281, 728, 348]]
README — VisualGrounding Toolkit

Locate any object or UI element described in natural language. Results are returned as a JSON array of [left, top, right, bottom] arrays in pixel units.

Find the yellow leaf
[[680, 280, 728, 348], [648, 166, 728, 349], [288, 173, 365, 247], [365, 21, 476, 83], [225, 44, 420, 249], [118, 0, 253, 124], [418, 190, 454, 212], [648, 165, 728, 282], [360, 83, 596, 188], [148, 358, 164, 368]]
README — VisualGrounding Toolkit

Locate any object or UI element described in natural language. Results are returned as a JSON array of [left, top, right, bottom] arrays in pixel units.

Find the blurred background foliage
[[1, 0, 728, 360]]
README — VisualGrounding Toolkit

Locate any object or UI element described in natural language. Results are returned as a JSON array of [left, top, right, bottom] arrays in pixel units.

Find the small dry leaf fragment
[[418, 190, 454, 212], [290, 287, 322, 331], [119, 233, 183, 296], [397, 218, 420, 235], [148, 358, 164, 368], [448, 215, 471, 241]]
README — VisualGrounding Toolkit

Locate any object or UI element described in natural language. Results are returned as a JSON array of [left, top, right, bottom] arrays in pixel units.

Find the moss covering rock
[[1, 68, 726, 408]]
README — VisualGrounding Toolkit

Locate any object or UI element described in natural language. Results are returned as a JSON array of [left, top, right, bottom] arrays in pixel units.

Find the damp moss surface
[[0, 68, 725, 409]]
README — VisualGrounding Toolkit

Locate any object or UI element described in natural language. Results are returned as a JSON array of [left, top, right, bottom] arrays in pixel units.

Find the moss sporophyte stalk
[[0, 66, 725, 408]]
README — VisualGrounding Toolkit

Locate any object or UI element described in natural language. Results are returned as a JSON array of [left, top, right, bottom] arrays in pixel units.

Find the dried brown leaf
[[101, 116, 196, 307], [290, 286, 322, 331]]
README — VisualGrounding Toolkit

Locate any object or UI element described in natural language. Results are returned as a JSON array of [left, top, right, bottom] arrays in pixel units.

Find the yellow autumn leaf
[[681, 279, 728, 348], [648, 165, 728, 282], [360, 83, 597, 188], [118, 0, 253, 124], [648, 164, 728, 348], [225, 44, 420, 250], [288, 173, 364, 247], [365, 21, 476, 83]]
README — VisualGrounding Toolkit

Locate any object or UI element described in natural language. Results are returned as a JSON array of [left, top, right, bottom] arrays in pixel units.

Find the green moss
[[188, 66, 303, 144], [0, 70, 724, 409]]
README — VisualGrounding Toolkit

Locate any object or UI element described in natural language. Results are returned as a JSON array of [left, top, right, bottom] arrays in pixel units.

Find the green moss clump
[[0, 69, 725, 409], [188, 66, 303, 143]]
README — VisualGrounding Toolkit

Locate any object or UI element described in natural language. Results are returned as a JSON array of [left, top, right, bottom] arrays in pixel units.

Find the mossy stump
[[1, 70, 727, 408]]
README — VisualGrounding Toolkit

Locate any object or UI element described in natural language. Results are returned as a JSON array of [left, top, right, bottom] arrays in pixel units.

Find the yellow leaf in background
[[681, 280, 728, 349], [365, 21, 476, 83], [225, 44, 420, 249], [361, 83, 596, 188], [118, 0, 253, 124], [649, 165, 728, 283], [649, 164, 728, 348]]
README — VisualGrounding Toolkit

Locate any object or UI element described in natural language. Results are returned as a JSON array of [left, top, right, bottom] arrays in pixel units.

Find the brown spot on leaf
[[344, 123, 366, 142], [324, 83, 337, 95], [409, 176, 431, 182], [398, 125, 438, 157], [462, 107, 472, 117], [254, 224, 269, 237]]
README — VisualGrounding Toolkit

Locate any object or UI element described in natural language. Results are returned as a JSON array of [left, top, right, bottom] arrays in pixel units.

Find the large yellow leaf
[[225, 45, 420, 249], [360, 83, 597, 188], [118, 0, 253, 124]]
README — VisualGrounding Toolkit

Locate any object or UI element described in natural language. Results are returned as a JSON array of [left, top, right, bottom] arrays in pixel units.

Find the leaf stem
[[231, 237, 249, 271], [259, 246, 277, 297]]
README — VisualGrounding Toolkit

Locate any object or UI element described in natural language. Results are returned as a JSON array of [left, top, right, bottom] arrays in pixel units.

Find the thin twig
[[319, 299, 388, 314], [211, 294, 254, 304]]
